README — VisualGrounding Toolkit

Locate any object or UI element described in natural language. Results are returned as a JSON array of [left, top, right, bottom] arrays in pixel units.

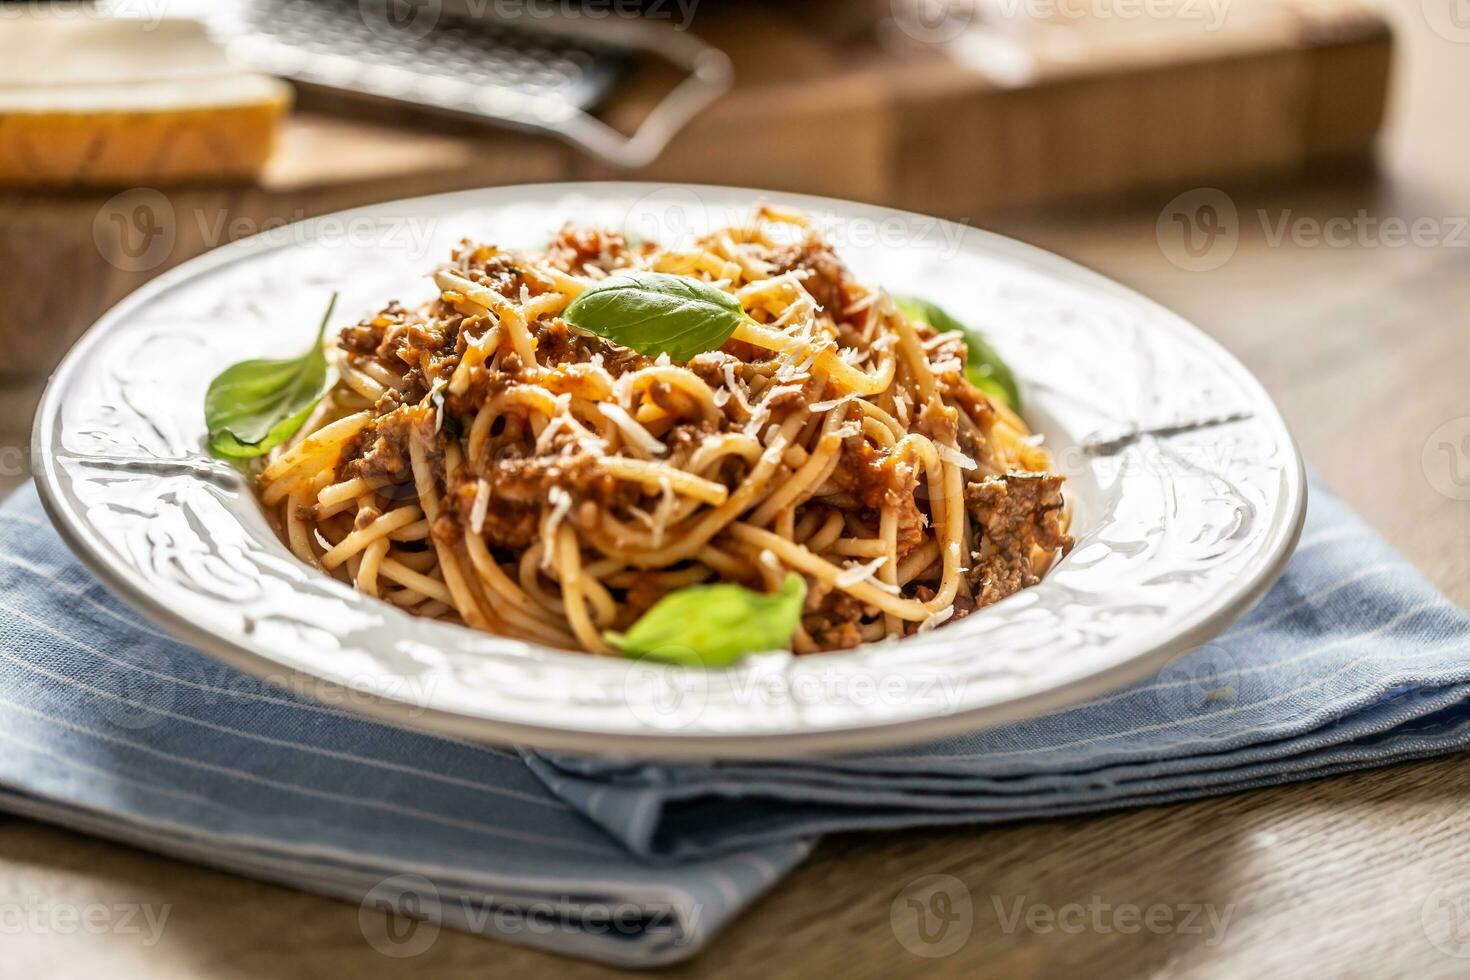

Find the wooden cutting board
[[1, 0, 1389, 378]]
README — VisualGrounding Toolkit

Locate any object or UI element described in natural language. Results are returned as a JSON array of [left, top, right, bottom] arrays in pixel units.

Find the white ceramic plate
[[33, 183, 1305, 759]]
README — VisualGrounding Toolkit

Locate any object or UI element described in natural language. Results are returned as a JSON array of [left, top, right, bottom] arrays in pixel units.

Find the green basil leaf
[[606, 573, 807, 667], [205, 294, 337, 461], [562, 272, 746, 362], [896, 296, 1021, 412]]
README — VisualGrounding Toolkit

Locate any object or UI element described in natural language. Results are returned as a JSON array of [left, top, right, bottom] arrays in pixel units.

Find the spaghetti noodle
[[259, 206, 1071, 655]]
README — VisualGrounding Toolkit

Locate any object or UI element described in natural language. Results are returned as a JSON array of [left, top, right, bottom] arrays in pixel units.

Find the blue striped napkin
[[528, 482, 1470, 861], [2, 475, 1468, 966]]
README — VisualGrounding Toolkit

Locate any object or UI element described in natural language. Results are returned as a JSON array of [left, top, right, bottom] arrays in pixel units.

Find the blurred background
[[2, 0, 1467, 605]]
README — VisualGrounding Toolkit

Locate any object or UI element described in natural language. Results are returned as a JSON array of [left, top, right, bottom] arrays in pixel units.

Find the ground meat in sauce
[[964, 472, 1071, 606], [339, 408, 417, 484], [758, 381, 809, 415], [685, 351, 738, 391], [767, 241, 852, 321], [523, 318, 651, 380], [535, 317, 609, 369], [915, 397, 959, 447], [926, 331, 966, 366], [535, 319, 578, 365], [954, 413, 999, 477], [338, 301, 409, 357], [445, 448, 646, 551], [804, 589, 866, 651], [462, 250, 529, 298], [662, 423, 715, 467], [888, 486, 927, 558], [829, 440, 890, 509], [335, 286, 670, 554], [544, 227, 637, 274]]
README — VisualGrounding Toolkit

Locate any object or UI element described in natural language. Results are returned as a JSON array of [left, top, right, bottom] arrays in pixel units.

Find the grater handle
[[503, 18, 733, 169]]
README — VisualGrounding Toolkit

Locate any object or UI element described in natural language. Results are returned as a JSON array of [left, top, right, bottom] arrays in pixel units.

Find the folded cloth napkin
[[1, 475, 1468, 966], [528, 479, 1470, 861]]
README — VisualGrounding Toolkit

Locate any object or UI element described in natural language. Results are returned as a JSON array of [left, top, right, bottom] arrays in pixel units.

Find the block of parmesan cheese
[[0, 15, 292, 187]]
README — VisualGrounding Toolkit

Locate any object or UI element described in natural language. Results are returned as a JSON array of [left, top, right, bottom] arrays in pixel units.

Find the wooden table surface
[[4, 1, 1470, 977]]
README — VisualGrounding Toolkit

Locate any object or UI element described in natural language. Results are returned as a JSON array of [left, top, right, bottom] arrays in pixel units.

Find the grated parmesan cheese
[[534, 401, 572, 453], [599, 402, 667, 457], [929, 357, 963, 375], [743, 402, 772, 438], [917, 606, 955, 633], [649, 476, 677, 547], [791, 343, 825, 376], [469, 479, 491, 535], [739, 269, 809, 301], [894, 391, 911, 426], [429, 377, 448, 433], [807, 391, 859, 414], [835, 555, 888, 589], [934, 443, 977, 471], [922, 331, 963, 351], [770, 296, 813, 329], [842, 290, 880, 316], [759, 433, 790, 467], [764, 382, 805, 400], [539, 487, 572, 569], [722, 362, 753, 415]]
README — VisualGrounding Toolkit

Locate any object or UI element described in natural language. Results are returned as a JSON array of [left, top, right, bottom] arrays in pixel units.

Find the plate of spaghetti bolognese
[[32, 184, 1305, 757]]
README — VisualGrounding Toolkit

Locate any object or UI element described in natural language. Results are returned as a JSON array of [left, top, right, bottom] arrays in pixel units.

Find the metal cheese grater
[[212, 0, 628, 111], [183, 0, 732, 167]]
